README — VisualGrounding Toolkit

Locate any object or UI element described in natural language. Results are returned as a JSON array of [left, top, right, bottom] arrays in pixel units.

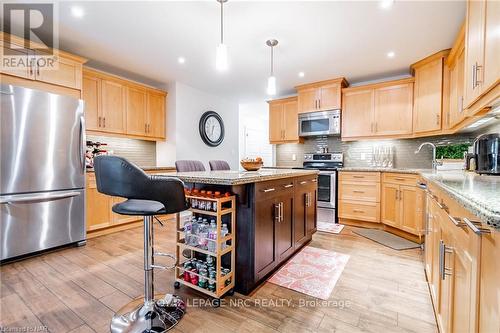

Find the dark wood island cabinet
[[164, 169, 318, 295]]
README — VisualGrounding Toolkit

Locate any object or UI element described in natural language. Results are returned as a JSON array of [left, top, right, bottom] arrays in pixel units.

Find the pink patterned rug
[[317, 222, 345, 234], [268, 246, 350, 300]]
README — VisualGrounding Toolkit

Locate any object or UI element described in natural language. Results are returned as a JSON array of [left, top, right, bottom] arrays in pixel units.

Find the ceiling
[[50, 1, 464, 102]]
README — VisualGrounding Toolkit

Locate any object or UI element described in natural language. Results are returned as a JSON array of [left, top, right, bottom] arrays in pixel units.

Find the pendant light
[[216, 0, 228, 71], [266, 39, 278, 95]]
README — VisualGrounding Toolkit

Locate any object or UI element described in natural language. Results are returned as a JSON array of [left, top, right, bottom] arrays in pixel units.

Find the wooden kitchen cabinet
[[126, 85, 148, 136], [101, 79, 127, 134], [341, 78, 414, 140], [268, 96, 300, 144], [83, 68, 166, 141], [338, 171, 381, 223], [294, 176, 317, 249], [446, 24, 466, 129], [342, 89, 374, 138], [381, 173, 423, 236], [296, 78, 347, 113], [411, 50, 449, 134], [1, 33, 86, 91], [373, 82, 413, 136], [276, 192, 295, 262], [464, 0, 500, 115], [86, 175, 112, 231]]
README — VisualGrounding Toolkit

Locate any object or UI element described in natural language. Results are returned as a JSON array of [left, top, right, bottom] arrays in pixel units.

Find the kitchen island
[[162, 169, 319, 295]]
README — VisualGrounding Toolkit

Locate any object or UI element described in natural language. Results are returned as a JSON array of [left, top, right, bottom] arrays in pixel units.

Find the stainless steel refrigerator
[[0, 84, 86, 261]]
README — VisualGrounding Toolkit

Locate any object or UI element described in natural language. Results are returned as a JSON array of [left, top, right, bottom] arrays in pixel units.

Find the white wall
[[156, 82, 239, 170], [239, 102, 274, 167]]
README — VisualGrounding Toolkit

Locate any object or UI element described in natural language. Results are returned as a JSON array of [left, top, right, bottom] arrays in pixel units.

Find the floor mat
[[317, 222, 344, 234], [353, 228, 420, 250], [268, 246, 350, 300]]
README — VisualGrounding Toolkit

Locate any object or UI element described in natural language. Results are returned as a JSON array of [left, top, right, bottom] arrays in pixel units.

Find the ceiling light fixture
[[380, 0, 394, 9], [178, 57, 186, 64], [387, 51, 395, 58], [216, 0, 228, 71], [266, 39, 278, 96], [298, 72, 305, 78], [71, 6, 85, 18]]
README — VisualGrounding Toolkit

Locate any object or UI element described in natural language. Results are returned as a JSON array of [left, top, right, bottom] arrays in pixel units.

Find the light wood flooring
[[0, 223, 437, 333]]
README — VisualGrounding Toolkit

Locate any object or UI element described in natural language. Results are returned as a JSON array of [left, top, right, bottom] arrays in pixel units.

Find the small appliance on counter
[[474, 133, 500, 175], [303, 152, 343, 223]]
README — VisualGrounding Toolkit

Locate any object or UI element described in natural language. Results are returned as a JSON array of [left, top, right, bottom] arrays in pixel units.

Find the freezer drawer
[[0, 189, 85, 261]]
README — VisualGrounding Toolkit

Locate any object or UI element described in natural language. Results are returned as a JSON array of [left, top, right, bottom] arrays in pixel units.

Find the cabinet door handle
[[395, 178, 406, 181], [353, 209, 365, 213], [283, 184, 294, 188], [300, 181, 308, 185], [262, 188, 275, 193], [472, 63, 477, 89], [463, 218, 491, 235], [318, 99, 321, 109], [395, 190, 399, 200], [353, 175, 365, 179], [475, 64, 482, 86], [103, 117, 106, 128], [436, 114, 440, 126], [353, 190, 364, 193], [98, 116, 102, 127], [374, 122, 378, 132], [274, 203, 280, 222]]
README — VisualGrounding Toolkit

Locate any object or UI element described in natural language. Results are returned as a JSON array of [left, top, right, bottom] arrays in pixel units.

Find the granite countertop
[[86, 166, 176, 173], [159, 168, 319, 186], [339, 167, 426, 174], [420, 171, 500, 228]]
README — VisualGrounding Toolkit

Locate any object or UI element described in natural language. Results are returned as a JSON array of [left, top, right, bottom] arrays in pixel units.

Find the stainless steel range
[[303, 152, 343, 223]]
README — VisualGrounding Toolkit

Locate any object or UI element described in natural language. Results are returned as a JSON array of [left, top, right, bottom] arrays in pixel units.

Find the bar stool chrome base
[[110, 294, 185, 333]]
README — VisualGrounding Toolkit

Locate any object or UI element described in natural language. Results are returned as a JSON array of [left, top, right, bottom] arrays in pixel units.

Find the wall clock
[[199, 111, 225, 147]]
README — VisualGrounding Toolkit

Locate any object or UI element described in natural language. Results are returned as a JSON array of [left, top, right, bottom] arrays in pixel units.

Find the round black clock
[[199, 111, 225, 147]]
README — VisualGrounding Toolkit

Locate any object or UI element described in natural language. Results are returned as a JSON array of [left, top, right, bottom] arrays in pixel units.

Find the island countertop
[[159, 168, 319, 185]]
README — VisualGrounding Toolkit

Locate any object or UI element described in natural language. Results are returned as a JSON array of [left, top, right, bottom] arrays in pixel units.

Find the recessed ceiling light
[[71, 6, 85, 18], [380, 0, 394, 9], [387, 51, 395, 58], [177, 57, 186, 64], [298, 72, 305, 78]]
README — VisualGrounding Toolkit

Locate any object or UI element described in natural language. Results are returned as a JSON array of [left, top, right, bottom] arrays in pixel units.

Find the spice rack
[[174, 193, 236, 299]]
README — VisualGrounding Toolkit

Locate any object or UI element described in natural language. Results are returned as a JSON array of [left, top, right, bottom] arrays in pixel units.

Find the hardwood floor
[[0, 223, 437, 333]]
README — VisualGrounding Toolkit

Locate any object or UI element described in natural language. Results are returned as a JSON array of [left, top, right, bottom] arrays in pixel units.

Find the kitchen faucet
[[415, 142, 442, 170]]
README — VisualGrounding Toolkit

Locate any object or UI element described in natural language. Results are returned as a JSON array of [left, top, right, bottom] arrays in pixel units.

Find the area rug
[[353, 228, 420, 250], [317, 222, 344, 234], [268, 246, 350, 300]]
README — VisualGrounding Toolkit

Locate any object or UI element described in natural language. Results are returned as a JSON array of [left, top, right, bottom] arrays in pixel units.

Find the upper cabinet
[[268, 97, 301, 144], [446, 23, 467, 129], [342, 78, 414, 140], [464, 0, 500, 114], [296, 78, 348, 113], [411, 50, 449, 134], [1, 33, 86, 91], [83, 68, 166, 141]]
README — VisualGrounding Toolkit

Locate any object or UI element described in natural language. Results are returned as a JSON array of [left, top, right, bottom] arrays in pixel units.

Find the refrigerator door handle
[[79, 115, 86, 173], [0, 191, 81, 204]]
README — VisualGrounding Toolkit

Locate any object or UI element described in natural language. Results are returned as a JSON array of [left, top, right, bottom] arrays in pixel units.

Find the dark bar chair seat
[[209, 160, 230, 171], [94, 155, 188, 332], [175, 160, 206, 172]]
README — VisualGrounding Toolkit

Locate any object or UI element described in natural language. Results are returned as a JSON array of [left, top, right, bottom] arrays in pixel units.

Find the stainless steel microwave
[[298, 110, 341, 137]]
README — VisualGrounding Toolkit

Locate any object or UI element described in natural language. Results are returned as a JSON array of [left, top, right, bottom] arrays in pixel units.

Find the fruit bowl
[[240, 160, 263, 171]]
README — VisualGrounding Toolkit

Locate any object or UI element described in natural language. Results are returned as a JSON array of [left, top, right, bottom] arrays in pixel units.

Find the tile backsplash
[[276, 134, 476, 169], [87, 135, 156, 166]]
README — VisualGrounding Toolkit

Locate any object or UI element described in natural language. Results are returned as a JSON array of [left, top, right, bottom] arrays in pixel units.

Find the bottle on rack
[[191, 189, 200, 209], [190, 217, 199, 246], [213, 191, 221, 212], [198, 220, 208, 250], [184, 218, 192, 246], [207, 221, 217, 253], [221, 223, 229, 250], [199, 190, 207, 210]]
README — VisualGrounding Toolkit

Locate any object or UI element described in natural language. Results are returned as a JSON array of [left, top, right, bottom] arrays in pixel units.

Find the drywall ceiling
[[21, 1, 467, 102]]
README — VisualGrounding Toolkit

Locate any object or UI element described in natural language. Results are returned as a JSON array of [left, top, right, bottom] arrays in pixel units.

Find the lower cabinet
[[253, 176, 317, 283], [338, 171, 381, 223], [425, 183, 483, 333], [381, 173, 424, 236]]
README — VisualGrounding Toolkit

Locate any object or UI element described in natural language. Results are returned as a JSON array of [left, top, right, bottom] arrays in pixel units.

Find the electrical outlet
[[360, 153, 366, 160], [292, 154, 296, 161]]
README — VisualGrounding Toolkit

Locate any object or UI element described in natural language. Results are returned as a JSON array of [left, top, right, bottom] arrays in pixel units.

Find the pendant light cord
[[270, 46, 274, 76], [220, 1, 224, 44]]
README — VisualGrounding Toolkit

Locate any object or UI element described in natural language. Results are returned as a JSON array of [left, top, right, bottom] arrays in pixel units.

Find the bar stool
[[175, 160, 206, 172], [209, 160, 230, 171], [94, 155, 189, 333]]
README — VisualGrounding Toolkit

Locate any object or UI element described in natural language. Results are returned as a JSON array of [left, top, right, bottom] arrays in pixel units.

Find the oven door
[[317, 171, 336, 208]]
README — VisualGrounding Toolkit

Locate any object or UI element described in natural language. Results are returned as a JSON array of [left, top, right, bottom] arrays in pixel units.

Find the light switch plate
[[360, 153, 366, 160], [292, 154, 296, 161]]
